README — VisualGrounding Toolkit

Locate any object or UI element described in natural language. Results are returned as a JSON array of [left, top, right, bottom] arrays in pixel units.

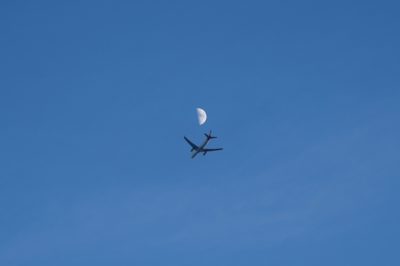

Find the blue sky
[[1, 1, 399, 265]]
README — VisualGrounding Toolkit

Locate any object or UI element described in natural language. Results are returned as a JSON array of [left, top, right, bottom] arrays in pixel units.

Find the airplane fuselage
[[191, 138, 211, 158]]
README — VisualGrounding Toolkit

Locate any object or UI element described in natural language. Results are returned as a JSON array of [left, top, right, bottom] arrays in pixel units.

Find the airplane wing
[[203, 148, 223, 152], [184, 137, 199, 150]]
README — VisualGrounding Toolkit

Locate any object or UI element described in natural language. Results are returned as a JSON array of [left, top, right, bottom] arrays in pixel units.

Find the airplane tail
[[204, 130, 217, 139]]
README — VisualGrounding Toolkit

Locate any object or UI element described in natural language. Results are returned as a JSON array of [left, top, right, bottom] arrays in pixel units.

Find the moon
[[196, 108, 207, 125]]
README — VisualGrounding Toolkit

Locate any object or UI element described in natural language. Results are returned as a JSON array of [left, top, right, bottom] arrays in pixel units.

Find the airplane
[[184, 130, 223, 159]]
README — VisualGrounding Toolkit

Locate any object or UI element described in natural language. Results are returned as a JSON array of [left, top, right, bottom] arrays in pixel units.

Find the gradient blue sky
[[1, 1, 400, 265]]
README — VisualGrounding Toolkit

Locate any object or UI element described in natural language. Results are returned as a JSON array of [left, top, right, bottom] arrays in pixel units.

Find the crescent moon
[[196, 108, 207, 125]]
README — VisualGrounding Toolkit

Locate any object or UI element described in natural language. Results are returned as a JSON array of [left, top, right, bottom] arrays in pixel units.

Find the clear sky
[[1, 1, 399, 265]]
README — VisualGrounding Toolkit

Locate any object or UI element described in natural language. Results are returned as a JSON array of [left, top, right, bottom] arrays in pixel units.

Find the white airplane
[[184, 130, 223, 159]]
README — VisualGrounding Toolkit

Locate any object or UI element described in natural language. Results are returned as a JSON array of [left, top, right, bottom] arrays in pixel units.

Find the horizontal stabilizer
[[204, 130, 217, 139]]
